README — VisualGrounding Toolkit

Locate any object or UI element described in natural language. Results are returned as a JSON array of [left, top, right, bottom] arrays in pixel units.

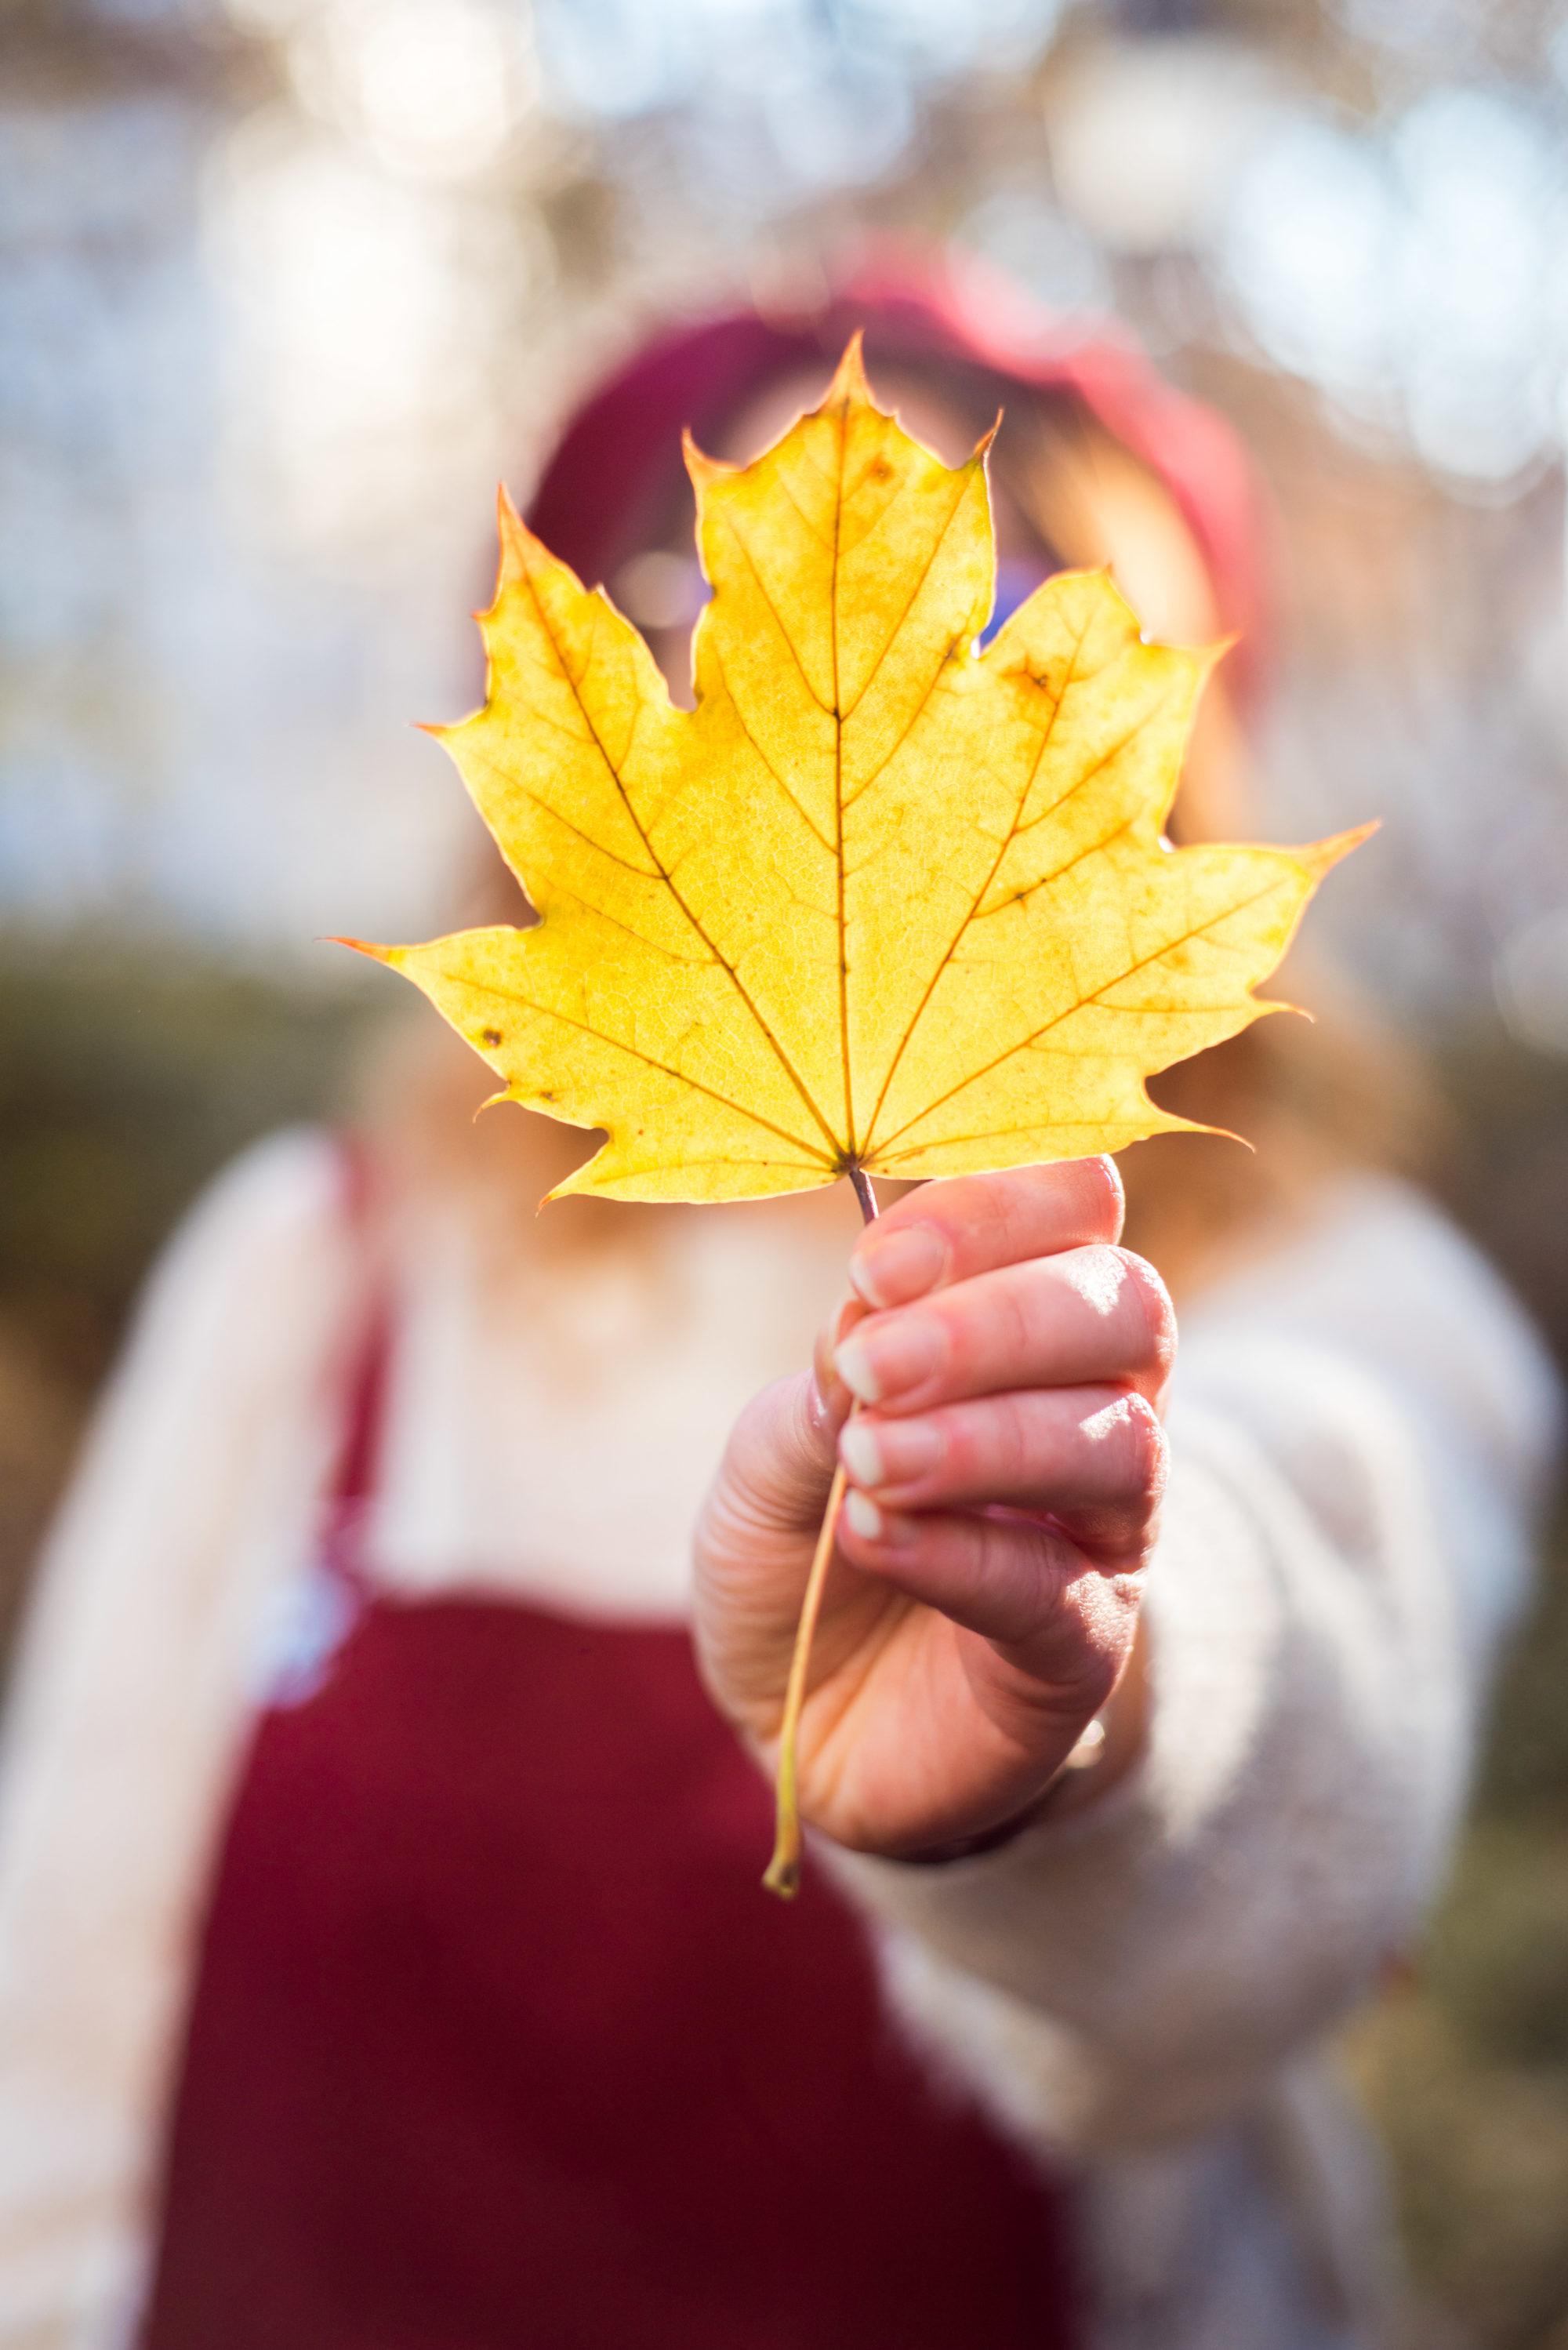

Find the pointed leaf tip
[[327, 935, 400, 968], [1297, 819, 1379, 881], [684, 427, 734, 498], [824, 331, 872, 411], [494, 483, 534, 586]]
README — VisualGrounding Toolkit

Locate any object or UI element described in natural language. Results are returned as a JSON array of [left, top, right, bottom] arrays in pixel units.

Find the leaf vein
[[514, 558, 843, 1157], [860, 608, 1094, 1147], [873, 871, 1290, 1152], [712, 648, 836, 855], [839, 472, 978, 723], [473, 977, 833, 1164], [714, 510, 832, 714]]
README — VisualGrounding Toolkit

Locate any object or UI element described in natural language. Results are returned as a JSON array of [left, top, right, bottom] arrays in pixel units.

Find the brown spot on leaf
[[481, 1026, 503, 1046]]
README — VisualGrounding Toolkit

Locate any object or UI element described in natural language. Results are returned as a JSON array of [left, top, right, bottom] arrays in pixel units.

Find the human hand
[[693, 1159, 1171, 1859]]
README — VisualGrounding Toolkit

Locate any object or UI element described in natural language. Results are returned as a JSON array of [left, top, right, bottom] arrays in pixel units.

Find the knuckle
[[1069, 1241, 1131, 1320], [988, 1167, 1052, 1275], [1113, 1248, 1178, 1377], [1007, 1156, 1123, 1255], [924, 1403, 979, 1488], [988, 1390, 1037, 1486], [1076, 1153, 1126, 1243], [1117, 1392, 1168, 1507], [956, 1266, 1033, 1375]]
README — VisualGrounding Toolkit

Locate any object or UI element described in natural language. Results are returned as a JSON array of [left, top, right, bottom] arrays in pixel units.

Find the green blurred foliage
[[0, 939, 384, 1654], [1349, 1264, 1568, 2348], [1420, 1023, 1568, 2340]]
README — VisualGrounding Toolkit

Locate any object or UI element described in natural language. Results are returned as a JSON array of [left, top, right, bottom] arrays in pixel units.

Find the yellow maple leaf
[[346, 339, 1366, 1203], [344, 340, 1371, 1898]]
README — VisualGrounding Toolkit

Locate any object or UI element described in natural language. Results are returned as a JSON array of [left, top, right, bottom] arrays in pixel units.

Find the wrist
[[890, 1617, 1152, 1865], [891, 1715, 1111, 1865]]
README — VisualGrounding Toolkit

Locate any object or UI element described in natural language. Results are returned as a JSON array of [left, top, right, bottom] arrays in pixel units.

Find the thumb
[[702, 1369, 838, 1556], [692, 1370, 840, 1737]]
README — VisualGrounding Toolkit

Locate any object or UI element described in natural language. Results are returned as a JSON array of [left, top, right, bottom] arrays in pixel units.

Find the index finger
[[850, 1158, 1125, 1310]]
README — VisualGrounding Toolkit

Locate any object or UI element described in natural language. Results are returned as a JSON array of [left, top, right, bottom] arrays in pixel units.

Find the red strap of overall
[[316, 1138, 394, 1600]]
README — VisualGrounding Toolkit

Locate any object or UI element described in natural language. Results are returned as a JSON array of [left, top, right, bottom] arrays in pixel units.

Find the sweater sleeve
[[826, 1179, 1563, 2159], [0, 1131, 359, 2350]]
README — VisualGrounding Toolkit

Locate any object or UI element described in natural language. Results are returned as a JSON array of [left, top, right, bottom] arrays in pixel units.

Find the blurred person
[[0, 255, 1557, 2350]]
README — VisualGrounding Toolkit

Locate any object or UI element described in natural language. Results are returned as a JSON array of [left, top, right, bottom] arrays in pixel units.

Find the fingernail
[[849, 1222, 948, 1309], [844, 1488, 883, 1541], [843, 1489, 918, 1548], [839, 1421, 884, 1487], [835, 1315, 944, 1404]]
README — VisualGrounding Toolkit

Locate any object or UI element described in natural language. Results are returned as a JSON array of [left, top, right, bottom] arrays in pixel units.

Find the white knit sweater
[[0, 1130, 1556, 2350]]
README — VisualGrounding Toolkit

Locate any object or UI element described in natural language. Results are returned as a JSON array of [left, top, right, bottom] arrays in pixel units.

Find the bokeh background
[[6, 0, 1568, 2337]]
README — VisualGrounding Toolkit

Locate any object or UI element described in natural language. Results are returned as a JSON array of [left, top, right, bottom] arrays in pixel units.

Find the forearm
[[826, 1376, 1477, 2152]]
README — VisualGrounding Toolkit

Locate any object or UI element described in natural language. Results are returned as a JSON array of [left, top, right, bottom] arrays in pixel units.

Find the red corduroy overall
[[140, 1271, 1079, 2350]]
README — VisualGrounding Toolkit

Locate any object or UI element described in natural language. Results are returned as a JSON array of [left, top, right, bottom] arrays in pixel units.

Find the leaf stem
[[848, 1163, 880, 1225], [763, 1168, 880, 1899]]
